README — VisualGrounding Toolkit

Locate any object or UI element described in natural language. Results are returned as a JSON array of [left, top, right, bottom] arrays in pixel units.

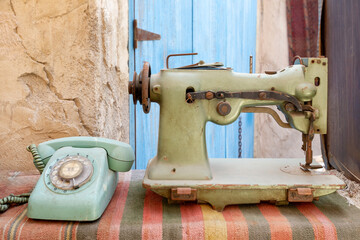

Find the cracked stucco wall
[[254, 0, 321, 158], [0, 0, 129, 171]]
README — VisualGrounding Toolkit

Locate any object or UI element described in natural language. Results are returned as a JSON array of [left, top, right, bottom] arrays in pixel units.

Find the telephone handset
[[29, 136, 135, 173], [25, 136, 135, 221]]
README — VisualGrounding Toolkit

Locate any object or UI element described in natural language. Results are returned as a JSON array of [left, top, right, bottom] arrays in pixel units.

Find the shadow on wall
[[254, 0, 321, 158]]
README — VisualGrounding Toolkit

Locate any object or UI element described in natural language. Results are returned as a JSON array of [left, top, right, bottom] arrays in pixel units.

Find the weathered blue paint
[[193, 0, 256, 158], [129, 0, 257, 169], [130, 0, 193, 170]]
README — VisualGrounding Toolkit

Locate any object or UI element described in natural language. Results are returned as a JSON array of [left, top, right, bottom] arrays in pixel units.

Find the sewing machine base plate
[[143, 158, 345, 211]]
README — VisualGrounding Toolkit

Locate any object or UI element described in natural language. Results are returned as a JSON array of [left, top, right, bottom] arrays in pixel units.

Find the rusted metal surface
[[171, 188, 197, 201], [284, 102, 296, 112], [166, 53, 198, 69], [205, 91, 214, 100], [300, 110, 322, 171], [177, 62, 226, 70], [264, 71, 277, 75], [323, 0, 360, 182], [292, 55, 304, 65], [249, 55, 253, 74], [187, 90, 302, 111], [128, 62, 151, 113], [241, 107, 291, 129], [288, 188, 314, 202], [216, 102, 232, 116], [133, 19, 161, 49], [141, 62, 151, 113]]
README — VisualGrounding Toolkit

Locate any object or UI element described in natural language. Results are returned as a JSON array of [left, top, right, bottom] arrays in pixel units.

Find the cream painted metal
[[138, 58, 344, 210], [144, 158, 345, 211]]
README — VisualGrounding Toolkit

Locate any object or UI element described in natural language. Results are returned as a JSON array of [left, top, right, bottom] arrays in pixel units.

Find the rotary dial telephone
[[0, 137, 134, 221]]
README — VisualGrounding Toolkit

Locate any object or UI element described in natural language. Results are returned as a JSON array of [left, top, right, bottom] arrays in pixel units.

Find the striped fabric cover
[[1, 170, 360, 240], [286, 0, 322, 63]]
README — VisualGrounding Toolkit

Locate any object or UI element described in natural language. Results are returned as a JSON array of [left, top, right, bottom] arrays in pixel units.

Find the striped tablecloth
[[1, 170, 360, 240]]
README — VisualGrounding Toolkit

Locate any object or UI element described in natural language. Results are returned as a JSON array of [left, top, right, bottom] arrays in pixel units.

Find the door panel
[[193, 0, 257, 158], [130, 0, 193, 169], [323, 0, 360, 182], [130, 0, 257, 168]]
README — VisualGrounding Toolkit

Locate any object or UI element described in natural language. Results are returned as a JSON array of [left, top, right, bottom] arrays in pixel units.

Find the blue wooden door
[[129, 0, 257, 169]]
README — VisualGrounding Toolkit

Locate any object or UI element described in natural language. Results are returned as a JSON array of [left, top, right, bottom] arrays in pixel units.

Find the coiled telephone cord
[[0, 193, 31, 213], [0, 144, 44, 213], [26, 144, 45, 174]]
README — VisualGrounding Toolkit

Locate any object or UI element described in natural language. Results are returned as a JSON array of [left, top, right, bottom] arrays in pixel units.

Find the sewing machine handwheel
[[128, 62, 151, 113], [129, 72, 142, 104], [129, 72, 138, 104], [141, 62, 151, 113]]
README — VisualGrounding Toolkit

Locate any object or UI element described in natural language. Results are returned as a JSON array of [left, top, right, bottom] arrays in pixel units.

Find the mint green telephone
[[24, 136, 134, 221]]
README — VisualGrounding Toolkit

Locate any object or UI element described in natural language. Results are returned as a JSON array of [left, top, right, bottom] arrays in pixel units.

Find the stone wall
[[0, 0, 129, 171], [254, 0, 321, 158]]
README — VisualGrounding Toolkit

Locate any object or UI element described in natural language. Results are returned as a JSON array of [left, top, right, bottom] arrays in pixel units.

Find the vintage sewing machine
[[129, 54, 345, 211]]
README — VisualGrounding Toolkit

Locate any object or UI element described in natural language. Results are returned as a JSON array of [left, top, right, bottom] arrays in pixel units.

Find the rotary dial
[[50, 155, 93, 190], [59, 160, 83, 179]]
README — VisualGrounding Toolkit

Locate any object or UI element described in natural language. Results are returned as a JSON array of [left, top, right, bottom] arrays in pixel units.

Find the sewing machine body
[[143, 158, 343, 211], [130, 57, 344, 210], [147, 59, 326, 180]]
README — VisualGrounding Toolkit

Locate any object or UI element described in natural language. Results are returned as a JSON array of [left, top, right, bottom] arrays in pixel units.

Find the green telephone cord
[[26, 144, 45, 174], [0, 193, 31, 213], [0, 145, 44, 213]]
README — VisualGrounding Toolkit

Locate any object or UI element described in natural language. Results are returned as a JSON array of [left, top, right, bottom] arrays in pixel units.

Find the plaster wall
[[0, 0, 129, 172], [254, 0, 321, 158]]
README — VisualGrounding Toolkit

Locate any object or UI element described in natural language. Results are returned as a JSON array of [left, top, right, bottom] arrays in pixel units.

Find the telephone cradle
[[25, 137, 134, 221]]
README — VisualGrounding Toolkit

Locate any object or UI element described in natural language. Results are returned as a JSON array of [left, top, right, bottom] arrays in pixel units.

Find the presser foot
[[300, 163, 323, 172], [143, 158, 345, 211]]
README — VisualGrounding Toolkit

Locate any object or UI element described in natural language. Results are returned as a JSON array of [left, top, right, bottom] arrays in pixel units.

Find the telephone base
[[143, 158, 345, 211], [27, 147, 118, 221]]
